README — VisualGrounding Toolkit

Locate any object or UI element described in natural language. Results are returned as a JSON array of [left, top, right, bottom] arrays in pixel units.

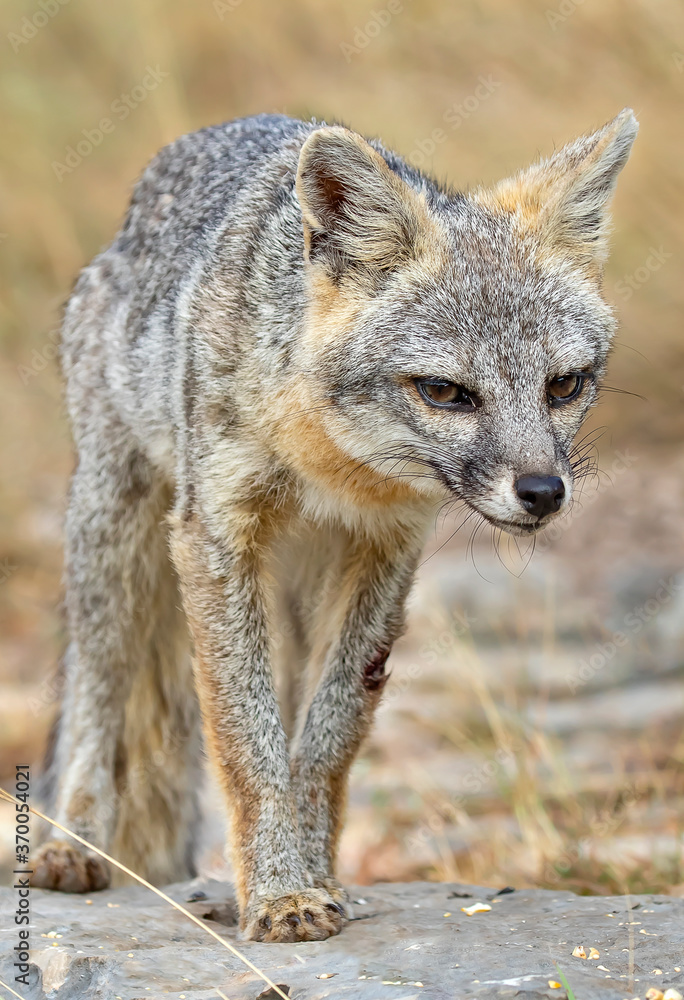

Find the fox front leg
[[170, 510, 346, 942], [289, 532, 422, 895]]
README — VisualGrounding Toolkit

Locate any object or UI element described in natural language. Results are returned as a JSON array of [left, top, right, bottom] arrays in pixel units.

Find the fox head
[[290, 110, 638, 535]]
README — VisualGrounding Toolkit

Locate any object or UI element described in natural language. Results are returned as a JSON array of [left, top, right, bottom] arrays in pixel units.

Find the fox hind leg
[[32, 438, 196, 891]]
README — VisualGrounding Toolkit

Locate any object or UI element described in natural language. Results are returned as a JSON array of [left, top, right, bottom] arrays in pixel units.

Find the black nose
[[515, 475, 565, 519]]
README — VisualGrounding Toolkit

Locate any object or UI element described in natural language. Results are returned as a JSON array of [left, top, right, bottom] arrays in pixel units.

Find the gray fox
[[31, 110, 637, 941]]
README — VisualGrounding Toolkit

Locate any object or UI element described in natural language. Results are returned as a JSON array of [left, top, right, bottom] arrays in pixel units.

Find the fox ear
[[296, 126, 431, 283], [485, 109, 638, 275]]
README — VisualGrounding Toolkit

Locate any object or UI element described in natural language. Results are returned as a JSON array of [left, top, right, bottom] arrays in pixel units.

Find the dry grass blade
[[0, 788, 289, 1000], [0, 979, 29, 1000]]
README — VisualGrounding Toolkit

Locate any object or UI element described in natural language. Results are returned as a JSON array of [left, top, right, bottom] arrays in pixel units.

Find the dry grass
[[337, 565, 684, 897], [0, 787, 290, 1000], [0, 0, 682, 898]]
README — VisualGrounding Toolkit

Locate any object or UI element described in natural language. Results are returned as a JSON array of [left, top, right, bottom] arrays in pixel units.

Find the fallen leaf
[[461, 902, 492, 916]]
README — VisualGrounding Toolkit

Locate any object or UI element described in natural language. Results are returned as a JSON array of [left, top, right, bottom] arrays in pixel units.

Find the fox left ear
[[482, 109, 638, 276], [296, 126, 436, 284]]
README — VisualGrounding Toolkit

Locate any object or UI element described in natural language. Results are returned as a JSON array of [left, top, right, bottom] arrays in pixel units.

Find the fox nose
[[515, 475, 565, 519]]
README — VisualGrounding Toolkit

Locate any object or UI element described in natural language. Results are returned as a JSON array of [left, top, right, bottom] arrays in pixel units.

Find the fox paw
[[312, 876, 352, 914], [244, 887, 348, 942], [30, 840, 110, 893]]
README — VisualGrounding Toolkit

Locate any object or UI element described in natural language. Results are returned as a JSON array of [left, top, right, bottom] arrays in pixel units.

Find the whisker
[[419, 505, 479, 569], [601, 385, 646, 400], [466, 517, 491, 582], [611, 340, 652, 364]]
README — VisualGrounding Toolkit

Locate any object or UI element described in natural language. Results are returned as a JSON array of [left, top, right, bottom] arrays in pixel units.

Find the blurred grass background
[[0, 0, 683, 894]]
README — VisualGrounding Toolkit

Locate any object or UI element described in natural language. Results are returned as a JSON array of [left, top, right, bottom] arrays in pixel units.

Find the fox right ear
[[296, 126, 433, 284]]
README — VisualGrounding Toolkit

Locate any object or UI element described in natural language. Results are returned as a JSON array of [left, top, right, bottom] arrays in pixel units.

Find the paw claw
[[245, 887, 348, 942]]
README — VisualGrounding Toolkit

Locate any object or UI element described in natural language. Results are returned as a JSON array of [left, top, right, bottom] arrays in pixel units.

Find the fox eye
[[548, 373, 585, 406], [416, 379, 481, 411]]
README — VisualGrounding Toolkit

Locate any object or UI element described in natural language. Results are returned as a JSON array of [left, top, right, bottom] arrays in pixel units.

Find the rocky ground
[[1, 878, 682, 1000]]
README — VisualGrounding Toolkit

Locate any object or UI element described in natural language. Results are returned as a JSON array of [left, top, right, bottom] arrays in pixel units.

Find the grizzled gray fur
[[32, 111, 637, 941]]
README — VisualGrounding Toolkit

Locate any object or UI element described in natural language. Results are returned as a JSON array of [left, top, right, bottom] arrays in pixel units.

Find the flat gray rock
[[2, 880, 683, 999]]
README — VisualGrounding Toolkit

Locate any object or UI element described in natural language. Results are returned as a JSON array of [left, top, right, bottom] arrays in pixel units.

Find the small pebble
[[185, 890, 207, 902]]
